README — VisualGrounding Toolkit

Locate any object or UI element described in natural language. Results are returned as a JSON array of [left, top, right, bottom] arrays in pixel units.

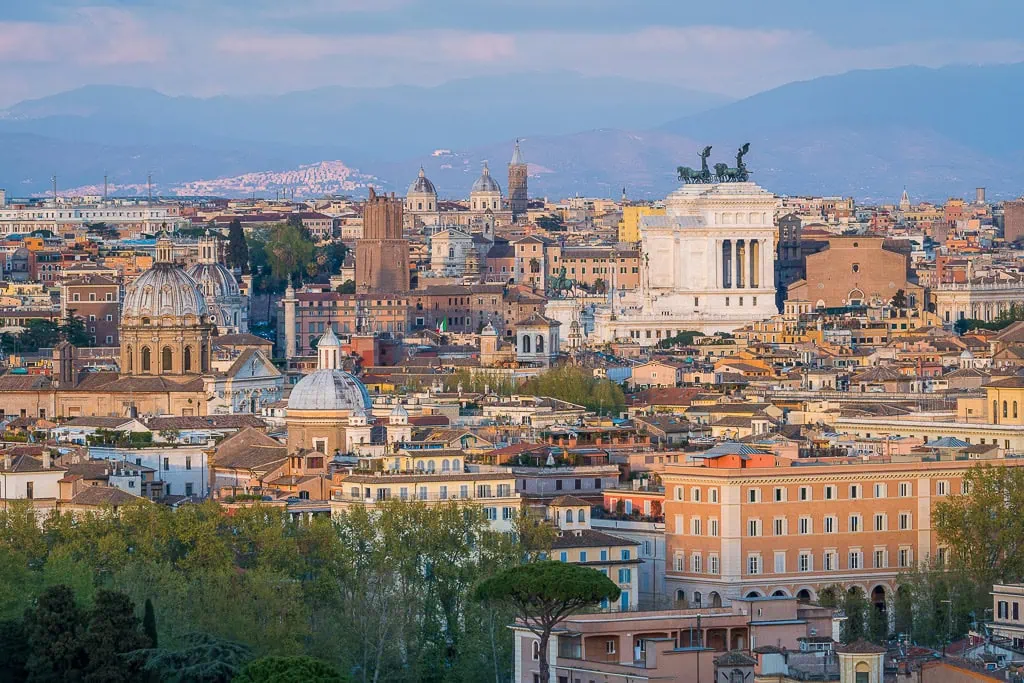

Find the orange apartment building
[[662, 455, 1024, 611]]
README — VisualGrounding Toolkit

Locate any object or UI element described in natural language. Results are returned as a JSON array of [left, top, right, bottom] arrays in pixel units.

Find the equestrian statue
[[679, 143, 751, 184]]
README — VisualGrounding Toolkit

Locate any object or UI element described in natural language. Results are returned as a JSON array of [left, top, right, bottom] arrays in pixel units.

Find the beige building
[[662, 456, 1024, 609]]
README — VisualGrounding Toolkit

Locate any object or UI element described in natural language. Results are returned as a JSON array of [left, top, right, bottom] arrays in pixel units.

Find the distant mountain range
[[2, 64, 1024, 202]]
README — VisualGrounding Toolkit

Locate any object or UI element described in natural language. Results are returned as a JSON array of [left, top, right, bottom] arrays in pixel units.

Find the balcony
[[330, 491, 516, 503]]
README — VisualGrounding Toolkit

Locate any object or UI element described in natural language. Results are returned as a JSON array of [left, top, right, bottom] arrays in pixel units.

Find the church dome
[[287, 369, 372, 412], [186, 262, 240, 299], [122, 263, 209, 322], [408, 167, 437, 196], [471, 163, 501, 194], [389, 403, 409, 424]]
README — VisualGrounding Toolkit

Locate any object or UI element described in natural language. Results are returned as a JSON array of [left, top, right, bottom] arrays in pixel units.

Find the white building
[[0, 452, 65, 502], [593, 180, 779, 344], [90, 443, 211, 498]]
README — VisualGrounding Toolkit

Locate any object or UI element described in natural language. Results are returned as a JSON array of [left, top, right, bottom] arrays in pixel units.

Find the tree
[[521, 366, 625, 415], [126, 632, 253, 683], [227, 219, 249, 272], [535, 215, 564, 232], [890, 289, 908, 310], [0, 618, 27, 683], [658, 330, 702, 349], [80, 589, 152, 682], [933, 464, 1024, 587], [234, 655, 347, 683], [474, 562, 620, 683], [22, 584, 87, 682], [61, 310, 90, 347], [337, 280, 356, 294], [18, 319, 61, 352], [143, 598, 158, 648], [264, 222, 316, 286], [839, 587, 869, 643], [895, 562, 984, 648]]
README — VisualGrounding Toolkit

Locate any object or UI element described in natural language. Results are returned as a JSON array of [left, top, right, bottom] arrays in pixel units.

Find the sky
[[1, 0, 1024, 106]]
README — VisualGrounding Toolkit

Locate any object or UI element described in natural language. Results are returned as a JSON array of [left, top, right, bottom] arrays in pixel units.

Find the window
[[799, 552, 812, 572], [936, 480, 948, 496], [620, 549, 630, 560], [748, 488, 760, 503], [824, 485, 836, 500], [709, 519, 719, 537], [185, 456, 192, 471], [899, 512, 912, 530], [691, 487, 702, 502], [774, 551, 786, 574], [163, 457, 169, 471], [849, 515, 861, 533], [690, 554, 702, 573], [747, 554, 761, 575], [185, 483, 194, 496], [799, 516, 812, 534], [824, 516, 836, 533], [874, 513, 886, 532], [606, 640, 616, 655], [618, 568, 632, 583], [691, 518, 702, 536], [709, 488, 718, 503], [849, 484, 861, 499], [874, 483, 887, 498], [674, 554, 685, 572], [849, 551, 862, 570], [709, 554, 720, 575], [774, 487, 786, 502], [748, 519, 761, 537], [799, 486, 811, 501], [675, 486, 684, 501], [874, 549, 887, 568], [559, 551, 568, 562], [899, 548, 912, 568], [824, 551, 836, 571], [899, 481, 912, 497], [26, 481, 33, 499], [774, 518, 786, 536], [600, 550, 608, 561]]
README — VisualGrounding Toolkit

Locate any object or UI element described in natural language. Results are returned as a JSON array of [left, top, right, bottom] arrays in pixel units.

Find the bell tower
[[508, 139, 528, 222]]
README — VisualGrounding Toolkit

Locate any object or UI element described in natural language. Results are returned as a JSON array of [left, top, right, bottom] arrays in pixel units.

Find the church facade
[[593, 180, 779, 344]]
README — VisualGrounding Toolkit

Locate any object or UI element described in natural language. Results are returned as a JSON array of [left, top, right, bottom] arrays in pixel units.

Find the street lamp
[[940, 599, 952, 657]]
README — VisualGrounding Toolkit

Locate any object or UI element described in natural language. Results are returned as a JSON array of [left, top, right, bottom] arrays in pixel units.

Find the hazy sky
[[2, 0, 1023, 105]]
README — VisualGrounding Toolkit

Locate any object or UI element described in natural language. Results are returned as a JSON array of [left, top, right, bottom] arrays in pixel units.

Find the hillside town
[[2, 141, 1024, 683]]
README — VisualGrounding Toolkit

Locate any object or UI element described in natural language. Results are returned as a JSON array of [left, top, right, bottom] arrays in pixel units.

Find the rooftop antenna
[[103, 174, 108, 200], [51, 175, 57, 202], [147, 173, 153, 202]]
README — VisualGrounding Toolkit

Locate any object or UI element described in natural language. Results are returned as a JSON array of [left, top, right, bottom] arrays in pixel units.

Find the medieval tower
[[355, 188, 410, 293], [508, 139, 528, 222]]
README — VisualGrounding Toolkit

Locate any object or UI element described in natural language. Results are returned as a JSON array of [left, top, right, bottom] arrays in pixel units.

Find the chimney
[[42, 451, 51, 469], [3, 452, 10, 471]]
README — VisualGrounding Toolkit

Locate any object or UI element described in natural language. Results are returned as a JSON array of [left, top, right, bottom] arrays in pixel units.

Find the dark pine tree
[[143, 598, 158, 648], [226, 219, 249, 273], [23, 584, 87, 682], [80, 589, 151, 683]]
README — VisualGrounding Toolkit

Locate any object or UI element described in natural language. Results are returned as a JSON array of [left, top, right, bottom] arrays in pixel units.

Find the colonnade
[[717, 239, 771, 289]]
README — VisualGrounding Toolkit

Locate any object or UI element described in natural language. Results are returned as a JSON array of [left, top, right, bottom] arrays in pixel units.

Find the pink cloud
[[0, 7, 166, 66]]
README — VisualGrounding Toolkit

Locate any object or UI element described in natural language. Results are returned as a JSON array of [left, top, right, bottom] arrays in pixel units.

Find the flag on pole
[[437, 318, 447, 333]]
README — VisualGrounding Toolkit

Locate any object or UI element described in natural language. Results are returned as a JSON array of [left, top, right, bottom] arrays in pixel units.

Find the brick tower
[[508, 139, 528, 222], [355, 187, 410, 293]]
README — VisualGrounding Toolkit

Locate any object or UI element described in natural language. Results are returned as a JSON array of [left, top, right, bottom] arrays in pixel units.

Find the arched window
[[566, 509, 574, 523], [693, 591, 702, 607], [141, 347, 151, 373], [184, 346, 193, 372], [995, 400, 1000, 423], [416, 461, 425, 471], [1015, 401, 1019, 419], [427, 460, 436, 473], [441, 459, 450, 472], [452, 458, 461, 471], [162, 347, 173, 372], [448, 247, 455, 259], [126, 346, 133, 373], [522, 335, 532, 353], [578, 508, 586, 522], [536, 335, 545, 353], [201, 344, 208, 372], [1004, 401, 1009, 419]]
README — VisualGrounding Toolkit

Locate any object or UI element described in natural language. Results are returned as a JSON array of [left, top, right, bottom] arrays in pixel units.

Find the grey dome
[[123, 263, 209, 321], [186, 262, 240, 299], [472, 163, 501, 194], [408, 167, 437, 196], [287, 369, 372, 412]]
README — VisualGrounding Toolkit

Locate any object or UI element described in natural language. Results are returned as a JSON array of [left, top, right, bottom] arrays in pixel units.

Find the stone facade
[[355, 188, 410, 294], [593, 181, 779, 344]]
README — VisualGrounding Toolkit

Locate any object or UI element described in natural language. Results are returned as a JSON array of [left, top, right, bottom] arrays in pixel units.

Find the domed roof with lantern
[[122, 235, 210, 324], [287, 326, 372, 412], [471, 162, 502, 194], [408, 167, 437, 196]]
